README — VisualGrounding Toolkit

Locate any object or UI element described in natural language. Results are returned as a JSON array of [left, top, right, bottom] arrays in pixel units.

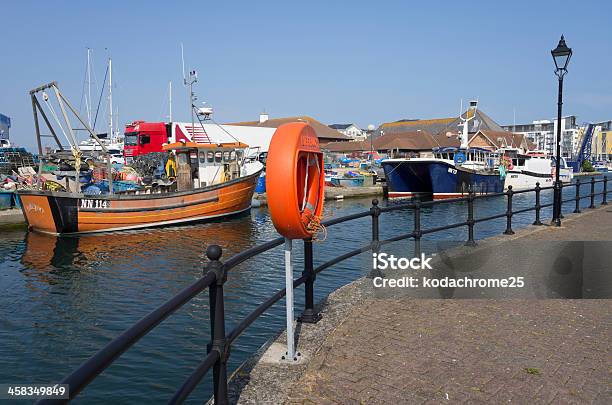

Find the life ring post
[[267, 122, 325, 362], [282, 237, 297, 362]]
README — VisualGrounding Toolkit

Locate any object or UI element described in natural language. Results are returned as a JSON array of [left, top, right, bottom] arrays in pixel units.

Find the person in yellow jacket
[[165, 153, 177, 180]]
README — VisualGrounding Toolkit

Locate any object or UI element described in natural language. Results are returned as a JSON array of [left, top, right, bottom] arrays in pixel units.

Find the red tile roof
[[228, 116, 349, 141]]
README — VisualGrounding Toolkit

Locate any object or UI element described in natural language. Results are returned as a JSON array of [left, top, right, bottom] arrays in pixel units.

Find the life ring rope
[[299, 152, 326, 241]]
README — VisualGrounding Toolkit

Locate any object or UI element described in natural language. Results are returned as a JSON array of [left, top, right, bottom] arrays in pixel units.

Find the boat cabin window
[[223, 151, 230, 162], [140, 134, 150, 145], [199, 151, 206, 164], [178, 153, 188, 164], [449, 153, 454, 160], [236, 150, 243, 161], [215, 151, 222, 163], [230, 151, 236, 161], [207, 151, 214, 163]]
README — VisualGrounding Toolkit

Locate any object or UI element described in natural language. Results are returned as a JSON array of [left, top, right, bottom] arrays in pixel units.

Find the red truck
[[123, 121, 211, 163]]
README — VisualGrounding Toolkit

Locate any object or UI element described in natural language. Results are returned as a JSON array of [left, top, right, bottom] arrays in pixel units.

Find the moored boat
[[383, 146, 504, 199], [382, 101, 505, 199], [330, 173, 365, 187], [502, 149, 573, 190], [18, 141, 263, 234]]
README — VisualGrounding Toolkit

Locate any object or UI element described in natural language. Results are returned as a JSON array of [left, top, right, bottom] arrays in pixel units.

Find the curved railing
[[38, 176, 609, 404]]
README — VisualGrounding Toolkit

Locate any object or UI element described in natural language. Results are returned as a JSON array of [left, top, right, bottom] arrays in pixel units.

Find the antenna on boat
[[182, 45, 198, 136]]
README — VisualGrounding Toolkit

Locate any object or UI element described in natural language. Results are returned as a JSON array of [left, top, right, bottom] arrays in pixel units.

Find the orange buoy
[[266, 122, 325, 239]]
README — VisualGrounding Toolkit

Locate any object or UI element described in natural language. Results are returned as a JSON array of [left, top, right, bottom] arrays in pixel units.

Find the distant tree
[[582, 160, 595, 172]]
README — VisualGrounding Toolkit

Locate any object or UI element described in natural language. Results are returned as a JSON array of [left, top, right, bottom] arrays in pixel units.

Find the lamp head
[[551, 35, 572, 78]]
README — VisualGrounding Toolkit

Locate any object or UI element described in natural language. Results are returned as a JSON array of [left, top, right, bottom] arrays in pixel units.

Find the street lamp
[[368, 124, 375, 158], [551, 35, 572, 227]]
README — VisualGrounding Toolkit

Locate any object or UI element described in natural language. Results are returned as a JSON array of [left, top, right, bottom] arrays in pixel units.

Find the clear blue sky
[[1, 0, 611, 149]]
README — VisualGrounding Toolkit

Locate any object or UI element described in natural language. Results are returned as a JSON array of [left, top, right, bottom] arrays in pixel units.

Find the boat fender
[[266, 123, 325, 240]]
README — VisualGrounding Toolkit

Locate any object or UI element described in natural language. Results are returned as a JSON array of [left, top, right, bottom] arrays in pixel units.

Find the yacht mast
[[86, 48, 92, 128], [169, 81, 173, 122], [108, 57, 113, 143]]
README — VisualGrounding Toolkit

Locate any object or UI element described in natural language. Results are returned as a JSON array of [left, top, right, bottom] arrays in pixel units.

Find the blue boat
[[383, 147, 505, 199], [330, 173, 365, 187], [255, 172, 266, 193], [593, 162, 609, 173]]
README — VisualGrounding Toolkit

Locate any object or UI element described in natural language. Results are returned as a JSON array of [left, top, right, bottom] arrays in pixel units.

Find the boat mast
[[459, 100, 477, 149], [108, 57, 114, 144], [169, 81, 173, 122], [86, 47, 92, 128], [181, 43, 197, 134]]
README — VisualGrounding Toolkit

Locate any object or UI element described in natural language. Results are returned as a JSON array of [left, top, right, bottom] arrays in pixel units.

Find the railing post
[[368, 199, 382, 278], [559, 181, 564, 219], [504, 185, 515, 235], [574, 179, 581, 213], [413, 195, 422, 255], [533, 182, 542, 225], [590, 176, 596, 209], [465, 184, 476, 246], [299, 239, 321, 323], [205, 245, 229, 405], [552, 180, 561, 226], [602, 176, 608, 205]]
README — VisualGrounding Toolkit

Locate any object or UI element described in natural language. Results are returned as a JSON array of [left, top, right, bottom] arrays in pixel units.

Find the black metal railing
[[39, 176, 610, 405]]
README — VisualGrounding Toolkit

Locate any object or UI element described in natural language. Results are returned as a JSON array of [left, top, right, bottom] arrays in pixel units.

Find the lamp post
[[368, 124, 375, 160], [551, 35, 572, 227]]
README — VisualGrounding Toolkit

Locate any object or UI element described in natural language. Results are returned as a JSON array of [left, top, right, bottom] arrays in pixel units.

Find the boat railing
[[37, 176, 610, 405]]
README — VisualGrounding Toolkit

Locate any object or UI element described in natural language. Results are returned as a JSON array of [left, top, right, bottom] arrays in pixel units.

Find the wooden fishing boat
[[18, 141, 263, 235]]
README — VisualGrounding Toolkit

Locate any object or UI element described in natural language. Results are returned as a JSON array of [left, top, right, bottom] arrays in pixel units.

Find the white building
[[0, 113, 10, 141], [328, 123, 366, 140], [502, 115, 579, 157]]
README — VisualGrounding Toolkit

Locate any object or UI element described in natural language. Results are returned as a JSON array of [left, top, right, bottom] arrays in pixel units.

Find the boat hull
[[504, 168, 572, 190], [382, 160, 432, 198], [428, 162, 504, 198], [18, 170, 261, 235], [330, 177, 365, 187], [382, 159, 504, 199]]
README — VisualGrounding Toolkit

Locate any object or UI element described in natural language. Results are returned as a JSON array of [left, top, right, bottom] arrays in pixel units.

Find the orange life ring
[[267, 122, 325, 239]]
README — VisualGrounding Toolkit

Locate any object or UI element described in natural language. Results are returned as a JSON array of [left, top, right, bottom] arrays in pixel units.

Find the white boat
[[502, 149, 573, 190]]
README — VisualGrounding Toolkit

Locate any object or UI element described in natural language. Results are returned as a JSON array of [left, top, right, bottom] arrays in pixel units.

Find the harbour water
[[0, 177, 608, 404]]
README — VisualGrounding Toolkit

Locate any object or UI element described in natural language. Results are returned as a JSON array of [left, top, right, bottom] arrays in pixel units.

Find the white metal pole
[[109, 58, 113, 143], [87, 48, 92, 128], [169, 81, 173, 122], [284, 237, 295, 360]]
